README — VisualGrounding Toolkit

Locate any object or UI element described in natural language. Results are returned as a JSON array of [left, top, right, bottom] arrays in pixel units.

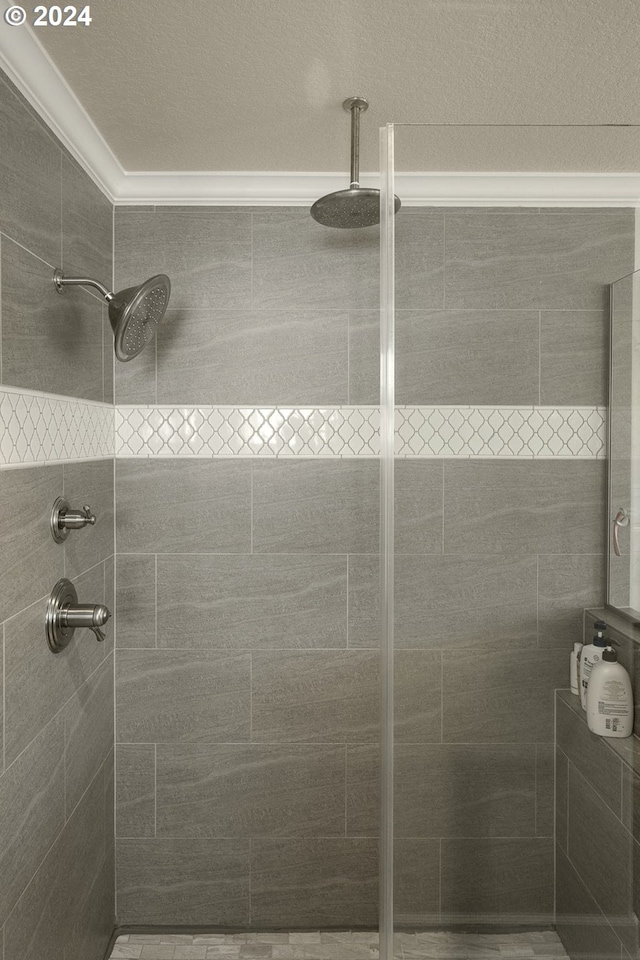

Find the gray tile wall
[[114, 203, 634, 929], [0, 69, 114, 960]]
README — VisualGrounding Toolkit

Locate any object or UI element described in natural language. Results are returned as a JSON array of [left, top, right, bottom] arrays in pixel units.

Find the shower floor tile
[[111, 932, 568, 960]]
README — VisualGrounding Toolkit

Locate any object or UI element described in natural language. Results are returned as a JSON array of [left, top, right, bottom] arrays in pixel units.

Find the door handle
[[613, 507, 630, 557]]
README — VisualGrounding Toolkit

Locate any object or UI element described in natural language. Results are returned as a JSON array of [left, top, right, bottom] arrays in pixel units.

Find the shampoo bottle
[[570, 641, 583, 696], [580, 619, 608, 711], [586, 646, 634, 738]]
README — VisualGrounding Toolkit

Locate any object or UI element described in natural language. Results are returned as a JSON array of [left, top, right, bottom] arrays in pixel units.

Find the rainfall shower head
[[53, 269, 171, 362], [310, 97, 401, 228]]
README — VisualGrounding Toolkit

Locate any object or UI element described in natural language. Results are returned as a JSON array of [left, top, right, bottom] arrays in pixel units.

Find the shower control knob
[[50, 498, 96, 542], [45, 579, 111, 653]]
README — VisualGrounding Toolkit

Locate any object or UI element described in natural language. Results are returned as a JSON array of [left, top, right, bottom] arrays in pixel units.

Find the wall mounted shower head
[[310, 97, 401, 228], [53, 269, 171, 362]]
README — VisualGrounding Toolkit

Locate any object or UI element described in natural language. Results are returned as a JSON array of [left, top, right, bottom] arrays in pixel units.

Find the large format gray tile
[[556, 694, 622, 816], [116, 459, 251, 553], [567, 763, 634, 952], [66, 848, 114, 960], [444, 460, 605, 555], [540, 310, 608, 406], [348, 310, 378, 404], [114, 206, 252, 311], [0, 715, 65, 927], [156, 309, 349, 405], [63, 459, 114, 581], [444, 211, 633, 310], [252, 208, 380, 311], [396, 309, 539, 405], [116, 555, 156, 648], [61, 153, 112, 287], [4, 581, 109, 764], [556, 846, 623, 960], [156, 743, 345, 838], [64, 656, 114, 815], [394, 210, 446, 310], [442, 647, 566, 742], [1, 236, 104, 399], [345, 744, 381, 837], [156, 554, 347, 650], [440, 837, 554, 922], [4, 764, 106, 960], [250, 838, 378, 927], [395, 460, 443, 554], [116, 649, 251, 743], [537, 555, 605, 647], [252, 460, 379, 554], [116, 838, 250, 925], [0, 73, 61, 265], [116, 744, 156, 838], [0, 463, 61, 624], [394, 744, 536, 838], [251, 650, 378, 743], [394, 650, 442, 742], [349, 553, 537, 649], [347, 555, 379, 648], [394, 839, 440, 923], [394, 554, 537, 649]]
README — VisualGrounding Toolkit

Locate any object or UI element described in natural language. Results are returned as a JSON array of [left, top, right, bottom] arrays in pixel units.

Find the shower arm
[[53, 269, 113, 301], [346, 96, 368, 189]]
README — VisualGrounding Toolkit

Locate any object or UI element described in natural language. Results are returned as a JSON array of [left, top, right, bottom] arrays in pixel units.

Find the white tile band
[[0, 389, 606, 467], [0, 388, 113, 468], [115, 404, 606, 460]]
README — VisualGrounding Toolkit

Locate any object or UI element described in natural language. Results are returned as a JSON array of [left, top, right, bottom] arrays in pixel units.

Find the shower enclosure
[[2, 54, 639, 958]]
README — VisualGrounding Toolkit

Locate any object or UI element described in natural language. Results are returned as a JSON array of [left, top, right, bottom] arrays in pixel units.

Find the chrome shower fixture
[[310, 96, 401, 228], [53, 269, 171, 362]]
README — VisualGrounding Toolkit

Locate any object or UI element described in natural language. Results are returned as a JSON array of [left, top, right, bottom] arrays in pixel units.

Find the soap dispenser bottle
[[580, 620, 608, 711], [586, 646, 634, 738]]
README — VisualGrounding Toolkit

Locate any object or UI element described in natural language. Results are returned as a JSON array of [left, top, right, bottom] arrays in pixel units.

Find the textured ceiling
[[36, 0, 640, 172]]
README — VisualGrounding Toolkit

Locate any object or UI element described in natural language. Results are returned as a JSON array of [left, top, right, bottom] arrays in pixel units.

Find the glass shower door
[[379, 121, 639, 960]]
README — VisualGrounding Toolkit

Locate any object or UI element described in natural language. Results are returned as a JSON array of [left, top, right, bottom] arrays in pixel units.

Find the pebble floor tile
[[111, 931, 569, 960]]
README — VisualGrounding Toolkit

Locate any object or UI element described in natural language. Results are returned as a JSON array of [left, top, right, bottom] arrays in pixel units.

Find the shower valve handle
[[50, 498, 96, 542], [45, 579, 111, 653]]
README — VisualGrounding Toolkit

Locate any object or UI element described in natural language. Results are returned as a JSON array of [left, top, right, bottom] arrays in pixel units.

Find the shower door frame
[[379, 122, 396, 960]]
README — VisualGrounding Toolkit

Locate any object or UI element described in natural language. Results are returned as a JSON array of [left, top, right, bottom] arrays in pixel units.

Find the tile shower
[[0, 62, 639, 960]]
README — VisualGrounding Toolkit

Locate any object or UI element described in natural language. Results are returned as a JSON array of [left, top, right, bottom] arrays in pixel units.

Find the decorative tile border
[[0, 390, 607, 467], [0, 387, 113, 467], [395, 406, 607, 458], [115, 404, 606, 460], [115, 406, 381, 458]]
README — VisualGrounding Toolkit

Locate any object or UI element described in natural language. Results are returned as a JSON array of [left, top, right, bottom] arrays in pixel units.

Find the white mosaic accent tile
[[395, 406, 606, 459], [115, 406, 381, 458], [0, 392, 606, 467], [116, 405, 606, 460], [0, 387, 114, 467]]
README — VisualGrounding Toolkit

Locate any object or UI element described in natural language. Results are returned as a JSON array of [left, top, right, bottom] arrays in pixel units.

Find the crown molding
[[2, 7, 640, 207], [115, 170, 640, 206], [0, 0, 122, 201]]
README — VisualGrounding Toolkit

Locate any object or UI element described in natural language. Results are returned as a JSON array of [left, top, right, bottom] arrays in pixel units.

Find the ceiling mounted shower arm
[[344, 96, 368, 189], [53, 269, 113, 301]]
